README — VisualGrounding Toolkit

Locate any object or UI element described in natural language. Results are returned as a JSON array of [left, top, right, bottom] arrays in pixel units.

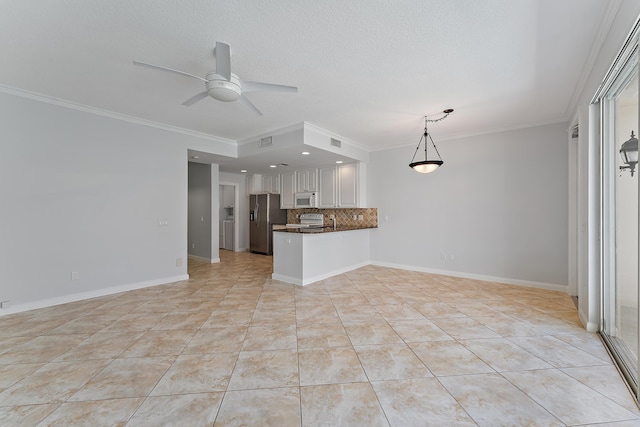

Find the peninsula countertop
[[273, 225, 377, 234]]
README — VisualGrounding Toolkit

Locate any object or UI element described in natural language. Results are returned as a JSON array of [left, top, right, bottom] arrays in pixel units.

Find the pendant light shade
[[409, 160, 443, 174], [409, 109, 453, 174]]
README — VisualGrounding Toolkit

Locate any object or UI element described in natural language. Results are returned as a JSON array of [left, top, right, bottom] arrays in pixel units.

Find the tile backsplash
[[287, 208, 378, 228]]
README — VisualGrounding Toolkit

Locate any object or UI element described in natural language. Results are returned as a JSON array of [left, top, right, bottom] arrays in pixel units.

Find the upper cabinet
[[296, 168, 318, 193], [262, 174, 280, 194], [318, 163, 361, 208], [246, 162, 365, 208], [280, 172, 295, 209], [337, 163, 358, 208], [248, 173, 280, 194], [247, 174, 262, 194], [318, 166, 337, 208]]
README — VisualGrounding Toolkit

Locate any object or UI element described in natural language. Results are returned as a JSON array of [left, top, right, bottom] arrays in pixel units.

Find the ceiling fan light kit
[[206, 72, 241, 102], [133, 41, 297, 115]]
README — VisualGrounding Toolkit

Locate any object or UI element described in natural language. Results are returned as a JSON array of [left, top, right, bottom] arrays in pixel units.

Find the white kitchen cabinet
[[247, 174, 262, 194], [318, 166, 337, 208], [318, 163, 359, 208], [337, 163, 358, 208], [261, 174, 280, 194], [296, 168, 318, 192], [280, 171, 295, 209]]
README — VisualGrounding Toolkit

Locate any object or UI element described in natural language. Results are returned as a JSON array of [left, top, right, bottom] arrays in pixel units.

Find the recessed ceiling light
[[270, 165, 277, 168], [191, 155, 199, 159], [336, 160, 344, 164], [240, 169, 247, 173], [302, 151, 310, 155]]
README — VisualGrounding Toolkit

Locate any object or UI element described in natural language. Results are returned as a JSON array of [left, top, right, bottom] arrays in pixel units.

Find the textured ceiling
[[0, 0, 614, 155]]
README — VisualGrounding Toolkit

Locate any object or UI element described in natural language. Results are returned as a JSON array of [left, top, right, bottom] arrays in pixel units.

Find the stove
[[286, 213, 324, 229]]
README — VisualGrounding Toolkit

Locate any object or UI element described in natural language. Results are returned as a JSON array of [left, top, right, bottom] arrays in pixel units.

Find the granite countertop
[[274, 225, 377, 234]]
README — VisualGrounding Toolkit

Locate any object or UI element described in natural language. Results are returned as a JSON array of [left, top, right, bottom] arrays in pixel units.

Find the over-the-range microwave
[[294, 192, 318, 208]]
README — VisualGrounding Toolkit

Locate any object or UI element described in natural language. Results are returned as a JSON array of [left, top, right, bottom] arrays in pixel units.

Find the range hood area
[[188, 122, 370, 176]]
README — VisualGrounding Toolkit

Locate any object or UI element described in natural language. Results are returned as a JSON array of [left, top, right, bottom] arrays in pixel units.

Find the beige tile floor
[[1, 251, 639, 426]]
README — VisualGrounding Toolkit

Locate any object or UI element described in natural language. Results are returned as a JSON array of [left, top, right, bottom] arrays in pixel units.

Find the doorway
[[219, 183, 239, 252], [600, 43, 639, 396]]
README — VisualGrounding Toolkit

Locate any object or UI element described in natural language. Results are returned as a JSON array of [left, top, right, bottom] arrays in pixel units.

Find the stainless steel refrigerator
[[249, 193, 287, 255]]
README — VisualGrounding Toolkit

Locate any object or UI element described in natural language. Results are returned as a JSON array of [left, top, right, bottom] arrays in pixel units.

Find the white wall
[[0, 91, 230, 313], [219, 171, 250, 251], [369, 122, 568, 289]]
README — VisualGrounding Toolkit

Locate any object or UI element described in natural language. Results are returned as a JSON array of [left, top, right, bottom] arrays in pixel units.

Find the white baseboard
[[188, 254, 219, 263], [578, 306, 599, 332], [368, 260, 568, 293], [272, 261, 369, 286], [0, 274, 189, 317], [271, 273, 302, 286]]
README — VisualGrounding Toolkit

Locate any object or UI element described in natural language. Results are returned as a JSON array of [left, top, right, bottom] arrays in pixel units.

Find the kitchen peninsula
[[272, 209, 377, 285]]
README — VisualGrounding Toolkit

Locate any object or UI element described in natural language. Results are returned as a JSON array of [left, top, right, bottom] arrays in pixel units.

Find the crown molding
[[371, 117, 569, 152], [0, 84, 237, 146], [303, 121, 369, 151], [564, 0, 623, 119]]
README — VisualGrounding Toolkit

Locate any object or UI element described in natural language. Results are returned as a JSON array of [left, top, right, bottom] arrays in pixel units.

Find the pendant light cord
[[410, 110, 451, 163]]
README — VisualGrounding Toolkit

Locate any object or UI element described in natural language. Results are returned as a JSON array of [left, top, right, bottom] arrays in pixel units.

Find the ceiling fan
[[133, 41, 297, 116]]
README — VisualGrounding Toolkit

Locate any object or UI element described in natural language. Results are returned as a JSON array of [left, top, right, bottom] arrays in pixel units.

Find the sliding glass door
[[601, 44, 639, 395]]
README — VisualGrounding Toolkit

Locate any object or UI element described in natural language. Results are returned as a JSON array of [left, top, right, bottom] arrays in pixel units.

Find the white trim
[[369, 260, 568, 293], [0, 84, 236, 146], [580, 306, 599, 332], [303, 122, 370, 152], [272, 261, 369, 286], [187, 254, 220, 264], [564, 0, 622, 118], [591, 14, 640, 103], [237, 122, 304, 145], [271, 273, 302, 286], [370, 118, 570, 152], [0, 274, 189, 317]]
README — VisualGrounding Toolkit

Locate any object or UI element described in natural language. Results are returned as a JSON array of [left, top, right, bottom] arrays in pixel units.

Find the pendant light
[[409, 109, 453, 173], [619, 130, 638, 177]]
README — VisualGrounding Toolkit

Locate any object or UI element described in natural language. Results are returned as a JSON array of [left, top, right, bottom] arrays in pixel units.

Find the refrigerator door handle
[[255, 202, 259, 228]]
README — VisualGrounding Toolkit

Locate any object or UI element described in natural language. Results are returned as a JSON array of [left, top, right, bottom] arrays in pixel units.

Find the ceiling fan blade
[[238, 95, 263, 116], [215, 42, 231, 82], [182, 91, 209, 106], [240, 80, 298, 93], [133, 61, 207, 82]]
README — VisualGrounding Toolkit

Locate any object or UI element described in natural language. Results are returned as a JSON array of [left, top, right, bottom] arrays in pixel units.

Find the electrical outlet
[[176, 258, 183, 267], [449, 253, 455, 261], [329, 214, 335, 219], [353, 215, 357, 220], [192, 243, 195, 249], [71, 271, 79, 281], [440, 253, 446, 261], [0, 300, 11, 309], [358, 215, 363, 221]]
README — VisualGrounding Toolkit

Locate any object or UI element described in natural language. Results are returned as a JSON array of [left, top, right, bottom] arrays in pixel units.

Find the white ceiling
[[0, 0, 615, 172]]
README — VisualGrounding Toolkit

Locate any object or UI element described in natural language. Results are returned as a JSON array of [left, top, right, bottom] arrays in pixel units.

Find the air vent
[[330, 138, 342, 148], [259, 136, 273, 148]]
